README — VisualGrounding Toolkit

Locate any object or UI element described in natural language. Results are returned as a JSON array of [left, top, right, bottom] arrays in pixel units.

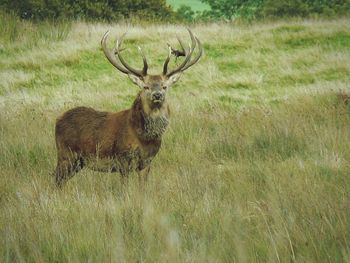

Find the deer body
[[55, 93, 169, 186], [54, 30, 202, 187]]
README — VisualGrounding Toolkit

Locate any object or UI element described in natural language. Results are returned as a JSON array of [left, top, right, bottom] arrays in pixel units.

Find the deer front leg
[[137, 166, 150, 188]]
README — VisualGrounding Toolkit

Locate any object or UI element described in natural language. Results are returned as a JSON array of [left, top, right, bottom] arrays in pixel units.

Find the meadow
[[1, 15, 350, 262]]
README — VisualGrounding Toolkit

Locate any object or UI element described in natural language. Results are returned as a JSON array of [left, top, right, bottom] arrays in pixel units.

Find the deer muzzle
[[152, 91, 164, 103]]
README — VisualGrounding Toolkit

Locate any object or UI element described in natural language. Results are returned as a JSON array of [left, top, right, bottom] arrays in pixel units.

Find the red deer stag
[[54, 29, 202, 187]]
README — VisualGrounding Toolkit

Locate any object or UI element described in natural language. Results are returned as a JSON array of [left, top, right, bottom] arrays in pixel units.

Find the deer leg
[[55, 159, 73, 188], [137, 166, 150, 188], [120, 173, 128, 186], [55, 156, 85, 188], [119, 166, 130, 186]]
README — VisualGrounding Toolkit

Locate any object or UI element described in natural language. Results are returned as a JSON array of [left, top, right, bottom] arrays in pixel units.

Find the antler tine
[[176, 36, 186, 55], [187, 28, 197, 51], [137, 46, 148, 76], [165, 28, 197, 77], [113, 32, 126, 54], [101, 31, 129, 74], [179, 36, 203, 72], [115, 33, 146, 78], [163, 46, 172, 75]]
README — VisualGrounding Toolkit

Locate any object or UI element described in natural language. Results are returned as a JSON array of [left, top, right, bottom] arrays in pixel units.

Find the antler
[[163, 29, 203, 77], [101, 31, 148, 78]]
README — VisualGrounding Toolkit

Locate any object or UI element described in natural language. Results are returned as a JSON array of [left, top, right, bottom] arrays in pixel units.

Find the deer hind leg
[[55, 155, 85, 188]]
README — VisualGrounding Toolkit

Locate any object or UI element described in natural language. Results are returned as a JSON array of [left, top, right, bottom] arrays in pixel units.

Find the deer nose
[[152, 92, 163, 100]]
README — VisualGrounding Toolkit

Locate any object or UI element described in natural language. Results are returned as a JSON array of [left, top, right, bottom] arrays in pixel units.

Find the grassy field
[[1, 14, 350, 262], [167, 0, 210, 11]]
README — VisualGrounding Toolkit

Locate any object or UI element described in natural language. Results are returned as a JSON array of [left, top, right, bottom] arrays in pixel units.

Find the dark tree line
[[0, 0, 174, 21], [1, 0, 349, 22]]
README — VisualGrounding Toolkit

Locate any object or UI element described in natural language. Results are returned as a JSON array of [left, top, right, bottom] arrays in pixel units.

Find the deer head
[[101, 29, 202, 110]]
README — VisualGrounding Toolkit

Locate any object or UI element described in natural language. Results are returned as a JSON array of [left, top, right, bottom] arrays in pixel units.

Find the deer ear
[[165, 73, 182, 87], [128, 74, 144, 88]]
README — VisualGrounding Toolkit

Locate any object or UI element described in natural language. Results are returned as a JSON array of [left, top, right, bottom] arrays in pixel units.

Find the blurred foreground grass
[[1, 16, 350, 262]]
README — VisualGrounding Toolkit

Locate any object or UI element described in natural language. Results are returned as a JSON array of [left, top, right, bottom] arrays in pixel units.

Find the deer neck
[[130, 93, 169, 141]]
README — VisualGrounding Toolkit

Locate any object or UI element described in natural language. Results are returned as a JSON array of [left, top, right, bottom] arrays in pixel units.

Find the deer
[[54, 29, 202, 188]]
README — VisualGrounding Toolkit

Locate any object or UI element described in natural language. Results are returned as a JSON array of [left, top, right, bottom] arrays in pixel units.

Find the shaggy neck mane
[[130, 93, 169, 141]]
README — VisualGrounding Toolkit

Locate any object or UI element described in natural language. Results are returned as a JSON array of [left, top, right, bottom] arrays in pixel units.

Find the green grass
[[167, 0, 210, 11], [1, 17, 350, 262]]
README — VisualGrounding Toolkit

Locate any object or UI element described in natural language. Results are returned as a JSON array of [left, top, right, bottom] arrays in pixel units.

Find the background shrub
[[200, 0, 350, 20]]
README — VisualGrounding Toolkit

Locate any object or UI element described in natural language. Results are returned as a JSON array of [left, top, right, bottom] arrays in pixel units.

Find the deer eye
[[144, 86, 150, 90]]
